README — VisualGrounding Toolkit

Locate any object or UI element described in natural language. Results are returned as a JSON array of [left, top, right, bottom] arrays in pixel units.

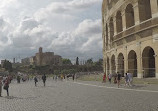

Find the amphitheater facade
[[102, 0, 158, 78]]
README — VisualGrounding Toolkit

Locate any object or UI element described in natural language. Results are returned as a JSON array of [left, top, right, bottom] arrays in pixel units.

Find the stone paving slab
[[0, 79, 158, 111]]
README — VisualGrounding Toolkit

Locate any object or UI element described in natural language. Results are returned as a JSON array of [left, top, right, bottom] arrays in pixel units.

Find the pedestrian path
[[70, 80, 158, 92]]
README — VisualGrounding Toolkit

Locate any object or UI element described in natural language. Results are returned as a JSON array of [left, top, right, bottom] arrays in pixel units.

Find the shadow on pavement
[[125, 84, 146, 89], [4, 96, 38, 100]]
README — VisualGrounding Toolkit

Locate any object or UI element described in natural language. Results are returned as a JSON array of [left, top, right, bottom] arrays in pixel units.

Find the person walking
[[102, 73, 106, 83], [124, 73, 129, 86], [113, 74, 117, 84], [17, 75, 21, 83], [72, 74, 75, 81], [117, 72, 121, 88], [34, 76, 38, 87], [42, 74, 46, 86], [3, 76, 10, 96], [127, 72, 133, 86], [108, 73, 112, 84], [55, 75, 58, 82]]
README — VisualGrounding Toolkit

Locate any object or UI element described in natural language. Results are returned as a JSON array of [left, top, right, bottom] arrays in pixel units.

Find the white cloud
[[0, 0, 102, 62], [50, 19, 102, 59], [74, 19, 102, 36]]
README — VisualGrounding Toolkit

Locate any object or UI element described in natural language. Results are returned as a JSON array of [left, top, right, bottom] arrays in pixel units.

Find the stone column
[[115, 51, 118, 73], [102, 34, 105, 52], [155, 52, 158, 78], [137, 42, 143, 78], [133, 2, 140, 25], [105, 57, 108, 75], [107, 22, 110, 50], [109, 58, 112, 74], [124, 46, 128, 73], [113, 16, 117, 36], [150, 0, 158, 18], [103, 55, 106, 73], [121, 10, 126, 31]]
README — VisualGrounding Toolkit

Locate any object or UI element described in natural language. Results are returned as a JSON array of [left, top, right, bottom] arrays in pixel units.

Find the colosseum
[[102, 0, 158, 78]]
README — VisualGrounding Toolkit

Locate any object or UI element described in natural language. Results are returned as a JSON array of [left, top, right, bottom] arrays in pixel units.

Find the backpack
[[34, 77, 38, 82]]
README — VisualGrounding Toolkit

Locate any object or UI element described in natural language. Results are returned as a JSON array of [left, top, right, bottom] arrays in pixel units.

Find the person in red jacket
[[3, 76, 10, 96], [102, 73, 106, 83]]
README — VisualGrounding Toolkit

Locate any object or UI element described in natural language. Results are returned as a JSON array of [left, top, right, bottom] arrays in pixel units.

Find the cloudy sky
[[0, 0, 103, 63]]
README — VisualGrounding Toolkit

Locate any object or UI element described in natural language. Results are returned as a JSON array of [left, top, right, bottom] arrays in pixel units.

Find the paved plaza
[[0, 79, 158, 111]]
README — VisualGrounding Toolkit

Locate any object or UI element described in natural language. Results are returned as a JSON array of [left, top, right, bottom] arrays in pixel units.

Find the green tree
[[62, 58, 72, 65], [54, 70, 60, 75], [3, 60, 12, 72], [93, 59, 103, 71], [86, 58, 93, 64], [76, 57, 79, 65]]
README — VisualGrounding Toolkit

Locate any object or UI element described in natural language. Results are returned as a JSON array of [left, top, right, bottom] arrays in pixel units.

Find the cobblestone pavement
[[0, 79, 158, 111]]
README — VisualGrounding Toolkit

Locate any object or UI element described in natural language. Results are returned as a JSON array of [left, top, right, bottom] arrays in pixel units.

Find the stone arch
[[106, 23, 108, 47], [111, 55, 116, 74], [109, 18, 114, 42], [128, 50, 137, 77], [116, 11, 123, 33], [117, 53, 124, 76], [142, 46, 155, 77], [138, 0, 152, 22], [125, 4, 135, 28]]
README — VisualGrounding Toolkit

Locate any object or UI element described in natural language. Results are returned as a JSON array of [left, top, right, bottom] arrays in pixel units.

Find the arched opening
[[118, 53, 124, 76], [157, 0, 158, 10], [142, 46, 155, 77], [111, 55, 116, 74], [107, 57, 110, 74], [125, 4, 135, 28], [109, 18, 114, 42], [128, 50, 137, 77], [138, 0, 152, 22], [106, 24, 108, 47], [116, 11, 123, 33]]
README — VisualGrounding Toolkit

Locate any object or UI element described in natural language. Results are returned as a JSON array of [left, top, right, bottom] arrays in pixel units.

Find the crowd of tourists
[[0, 73, 49, 97], [102, 71, 133, 88], [52, 74, 76, 82]]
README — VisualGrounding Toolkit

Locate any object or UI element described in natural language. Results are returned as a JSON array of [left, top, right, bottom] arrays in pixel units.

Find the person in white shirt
[[127, 72, 133, 86], [108, 74, 112, 84]]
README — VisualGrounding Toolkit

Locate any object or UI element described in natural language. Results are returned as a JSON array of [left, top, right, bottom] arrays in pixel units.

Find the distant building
[[1, 60, 5, 67], [1, 60, 12, 67], [29, 56, 36, 65], [13, 58, 15, 63], [21, 47, 62, 66], [54, 55, 62, 65], [21, 58, 30, 65]]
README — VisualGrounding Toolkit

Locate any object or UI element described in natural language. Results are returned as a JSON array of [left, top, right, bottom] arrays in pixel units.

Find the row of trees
[[26, 58, 103, 75], [54, 69, 77, 75], [0, 57, 102, 75], [62, 57, 103, 66], [61, 57, 103, 73]]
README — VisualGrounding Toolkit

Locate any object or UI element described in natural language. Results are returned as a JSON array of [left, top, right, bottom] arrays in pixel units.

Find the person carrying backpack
[[42, 74, 46, 86], [34, 76, 38, 87]]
